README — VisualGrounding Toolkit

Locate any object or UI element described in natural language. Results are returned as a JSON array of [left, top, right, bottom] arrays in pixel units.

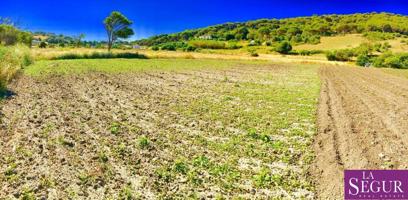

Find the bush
[[183, 45, 196, 52], [226, 42, 242, 49], [53, 52, 148, 60], [0, 44, 32, 91], [326, 49, 354, 61], [0, 25, 32, 46], [372, 43, 390, 52], [116, 52, 148, 59], [160, 43, 176, 51], [304, 35, 321, 44], [376, 53, 408, 69], [39, 41, 47, 48], [151, 46, 159, 51], [387, 55, 408, 69], [274, 41, 292, 54], [248, 49, 259, 57], [356, 54, 372, 66], [294, 50, 324, 56], [353, 43, 373, 55], [157, 42, 190, 51]]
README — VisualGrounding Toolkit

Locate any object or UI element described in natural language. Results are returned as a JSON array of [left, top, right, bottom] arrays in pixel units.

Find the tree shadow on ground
[[0, 90, 16, 100]]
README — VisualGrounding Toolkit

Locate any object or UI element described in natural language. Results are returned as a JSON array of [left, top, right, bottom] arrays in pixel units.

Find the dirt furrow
[[314, 66, 408, 199], [330, 67, 408, 161]]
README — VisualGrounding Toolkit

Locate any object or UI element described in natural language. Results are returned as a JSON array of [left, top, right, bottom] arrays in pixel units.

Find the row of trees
[[1, 12, 135, 52], [34, 11, 134, 51], [136, 13, 408, 47]]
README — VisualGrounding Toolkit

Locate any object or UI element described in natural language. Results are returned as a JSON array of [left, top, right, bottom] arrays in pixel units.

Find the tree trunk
[[108, 42, 112, 52]]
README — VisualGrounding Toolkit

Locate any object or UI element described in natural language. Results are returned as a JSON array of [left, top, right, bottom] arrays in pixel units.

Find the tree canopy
[[0, 24, 32, 46], [104, 11, 134, 51], [136, 13, 408, 46]]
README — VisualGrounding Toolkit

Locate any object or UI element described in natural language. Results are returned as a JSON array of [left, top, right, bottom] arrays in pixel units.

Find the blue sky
[[1, 0, 407, 41]]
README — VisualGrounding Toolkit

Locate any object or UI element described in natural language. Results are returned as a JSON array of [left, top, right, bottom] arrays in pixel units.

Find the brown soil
[[1, 64, 310, 199], [3, 63, 407, 199], [313, 66, 408, 199]]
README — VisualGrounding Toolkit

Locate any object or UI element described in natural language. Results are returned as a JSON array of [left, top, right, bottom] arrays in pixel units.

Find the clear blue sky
[[1, 0, 407, 41]]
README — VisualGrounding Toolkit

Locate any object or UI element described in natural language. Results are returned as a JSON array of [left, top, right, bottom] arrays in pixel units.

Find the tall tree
[[103, 11, 134, 51], [76, 33, 85, 47]]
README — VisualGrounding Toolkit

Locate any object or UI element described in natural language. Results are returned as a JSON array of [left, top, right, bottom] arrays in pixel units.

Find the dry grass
[[385, 38, 408, 53], [381, 67, 408, 79], [0, 45, 32, 92], [294, 34, 368, 51], [294, 34, 408, 53], [31, 47, 348, 67]]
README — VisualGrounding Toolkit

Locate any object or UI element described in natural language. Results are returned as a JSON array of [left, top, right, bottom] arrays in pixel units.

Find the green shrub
[[295, 50, 324, 56], [226, 42, 242, 49], [374, 42, 392, 52], [356, 54, 372, 66], [0, 44, 32, 92], [39, 42, 47, 48], [161, 43, 176, 51], [55, 53, 82, 60], [382, 53, 408, 69], [274, 41, 292, 54], [304, 35, 321, 44], [156, 42, 190, 51], [53, 52, 147, 60], [138, 136, 150, 149], [116, 52, 147, 59], [353, 43, 373, 55], [372, 52, 408, 69], [183, 45, 196, 52], [0, 25, 32, 46], [326, 49, 354, 61], [248, 49, 259, 57]]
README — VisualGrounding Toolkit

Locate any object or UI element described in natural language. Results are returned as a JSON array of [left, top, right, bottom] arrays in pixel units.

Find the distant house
[[133, 45, 141, 49], [198, 35, 212, 40], [31, 39, 41, 47]]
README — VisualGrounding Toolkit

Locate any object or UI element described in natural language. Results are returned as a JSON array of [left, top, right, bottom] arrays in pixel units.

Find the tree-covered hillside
[[136, 13, 408, 46]]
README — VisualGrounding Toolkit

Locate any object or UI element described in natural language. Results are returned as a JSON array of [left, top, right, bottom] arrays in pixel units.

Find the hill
[[135, 12, 408, 47]]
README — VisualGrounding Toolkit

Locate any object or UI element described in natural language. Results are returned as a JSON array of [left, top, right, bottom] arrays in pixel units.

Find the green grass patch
[[53, 52, 148, 60], [24, 58, 268, 76]]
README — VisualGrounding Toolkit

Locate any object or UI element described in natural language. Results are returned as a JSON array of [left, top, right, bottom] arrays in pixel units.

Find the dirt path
[[313, 66, 408, 199]]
